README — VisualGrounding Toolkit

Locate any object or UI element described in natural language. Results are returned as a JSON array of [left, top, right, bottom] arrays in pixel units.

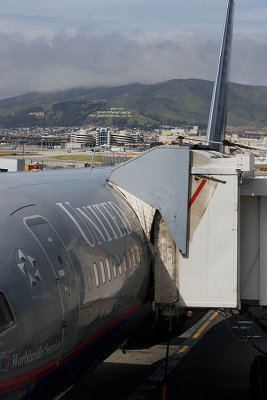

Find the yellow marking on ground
[[178, 345, 189, 354], [192, 311, 219, 339]]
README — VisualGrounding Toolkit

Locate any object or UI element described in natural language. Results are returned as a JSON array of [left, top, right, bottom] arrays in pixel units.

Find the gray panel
[[260, 198, 267, 305], [240, 196, 260, 301], [108, 146, 190, 254], [241, 177, 267, 196]]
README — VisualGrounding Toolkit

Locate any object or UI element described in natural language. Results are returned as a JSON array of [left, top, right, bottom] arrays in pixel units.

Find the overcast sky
[[0, 0, 266, 99]]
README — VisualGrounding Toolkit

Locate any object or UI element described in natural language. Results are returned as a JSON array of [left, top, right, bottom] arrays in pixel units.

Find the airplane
[[0, 160, 206, 400], [0, 1, 236, 399]]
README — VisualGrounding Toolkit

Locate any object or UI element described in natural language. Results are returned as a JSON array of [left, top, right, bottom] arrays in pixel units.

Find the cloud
[[0, 0, 257, 39], [231, 34, 267, 85], [0, 29, 266, 99]]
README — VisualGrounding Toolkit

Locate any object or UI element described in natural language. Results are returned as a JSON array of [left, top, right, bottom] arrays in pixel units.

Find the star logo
[[16, 249, 42, 287]]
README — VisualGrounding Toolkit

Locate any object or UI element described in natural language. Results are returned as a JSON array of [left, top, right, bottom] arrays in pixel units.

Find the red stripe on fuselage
[[0, 298, 147, 395], [188, 179, 207, 209]]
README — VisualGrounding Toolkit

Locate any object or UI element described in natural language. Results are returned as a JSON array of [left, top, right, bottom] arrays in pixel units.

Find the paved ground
[[58, 311, 264, 400]]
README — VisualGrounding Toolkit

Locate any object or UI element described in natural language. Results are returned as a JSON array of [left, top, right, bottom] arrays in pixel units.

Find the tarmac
[[58, 310, 264, 400]]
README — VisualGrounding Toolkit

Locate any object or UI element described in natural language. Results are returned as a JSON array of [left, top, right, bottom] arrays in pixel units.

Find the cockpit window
[[0, 292, 15, 334]]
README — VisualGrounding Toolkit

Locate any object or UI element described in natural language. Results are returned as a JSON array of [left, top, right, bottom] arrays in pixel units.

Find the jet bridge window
[[0, 292, 15, 334]]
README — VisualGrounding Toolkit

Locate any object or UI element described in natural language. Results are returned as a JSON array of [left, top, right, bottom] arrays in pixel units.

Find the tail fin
[[206, 0, 235, 151]]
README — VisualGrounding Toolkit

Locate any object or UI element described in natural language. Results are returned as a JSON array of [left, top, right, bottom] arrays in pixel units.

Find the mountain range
[[0, 79, 267, 128]]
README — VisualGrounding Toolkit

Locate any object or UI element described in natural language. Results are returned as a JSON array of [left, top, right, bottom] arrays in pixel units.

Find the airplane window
[[135, 246, 141, 264], [93, 263, 100, 287], [140, 245, 144, 262], [85, 265, 93, 291], [117, 255, 122, 275], [105, 259, 112, 281], [138, 246, 143, 263], [122, 252, 127, 272], [100, 260, 106, 284], [0, 292, 15, 334], [127, 249, 132, 269], [112, 257, 117, 278], [131, 248, 136, 268]]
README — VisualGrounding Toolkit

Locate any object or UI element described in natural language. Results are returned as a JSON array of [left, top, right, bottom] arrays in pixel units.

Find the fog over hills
[[0, 79, 267, 128]]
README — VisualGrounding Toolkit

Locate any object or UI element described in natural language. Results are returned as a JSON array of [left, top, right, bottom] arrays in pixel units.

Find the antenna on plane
[[90, 147, 96, 171], [206, 0, 235, 152]]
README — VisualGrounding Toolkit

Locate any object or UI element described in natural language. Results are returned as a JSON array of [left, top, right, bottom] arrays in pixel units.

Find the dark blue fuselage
[[0, 168, 152, 399]]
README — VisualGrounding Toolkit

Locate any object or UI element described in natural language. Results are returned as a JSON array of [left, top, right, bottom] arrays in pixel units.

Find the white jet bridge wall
[[177, 173, 239, 308]]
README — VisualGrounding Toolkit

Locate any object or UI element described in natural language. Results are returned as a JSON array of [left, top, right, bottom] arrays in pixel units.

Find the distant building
[[71, 128, 96, 146], [95, 128, 140, 147], [95, 128, 109, 146], [159, 125, 199, 144], [158, 134, 179, 144], [186, 125, 199, 135], [110, 130, 140, 146]]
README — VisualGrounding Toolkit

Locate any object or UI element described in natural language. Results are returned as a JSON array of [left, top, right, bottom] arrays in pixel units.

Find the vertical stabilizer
[[206, 0, 235, 151]]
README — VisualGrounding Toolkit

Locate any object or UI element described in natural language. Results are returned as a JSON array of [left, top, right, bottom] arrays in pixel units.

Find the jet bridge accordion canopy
[[109, 146, 190, 255]]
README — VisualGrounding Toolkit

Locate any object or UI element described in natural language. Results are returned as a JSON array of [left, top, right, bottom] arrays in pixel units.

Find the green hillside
[[0, 79, 267, 128]]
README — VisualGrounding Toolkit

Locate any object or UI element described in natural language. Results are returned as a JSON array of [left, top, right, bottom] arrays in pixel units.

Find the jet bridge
[[109, 145, 266, 312]]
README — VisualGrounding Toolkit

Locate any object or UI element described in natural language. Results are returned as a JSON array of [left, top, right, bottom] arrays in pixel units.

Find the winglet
[[206, 0, 235, 151]]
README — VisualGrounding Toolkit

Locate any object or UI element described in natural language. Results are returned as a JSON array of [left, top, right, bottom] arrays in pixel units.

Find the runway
[[56, 310, 265, 400]]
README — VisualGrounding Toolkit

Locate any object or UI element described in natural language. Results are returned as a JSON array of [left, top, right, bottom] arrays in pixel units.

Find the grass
[[254, 164, 267, 175], [49, 154, 102, 162], [255, 164, 267, 169]]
